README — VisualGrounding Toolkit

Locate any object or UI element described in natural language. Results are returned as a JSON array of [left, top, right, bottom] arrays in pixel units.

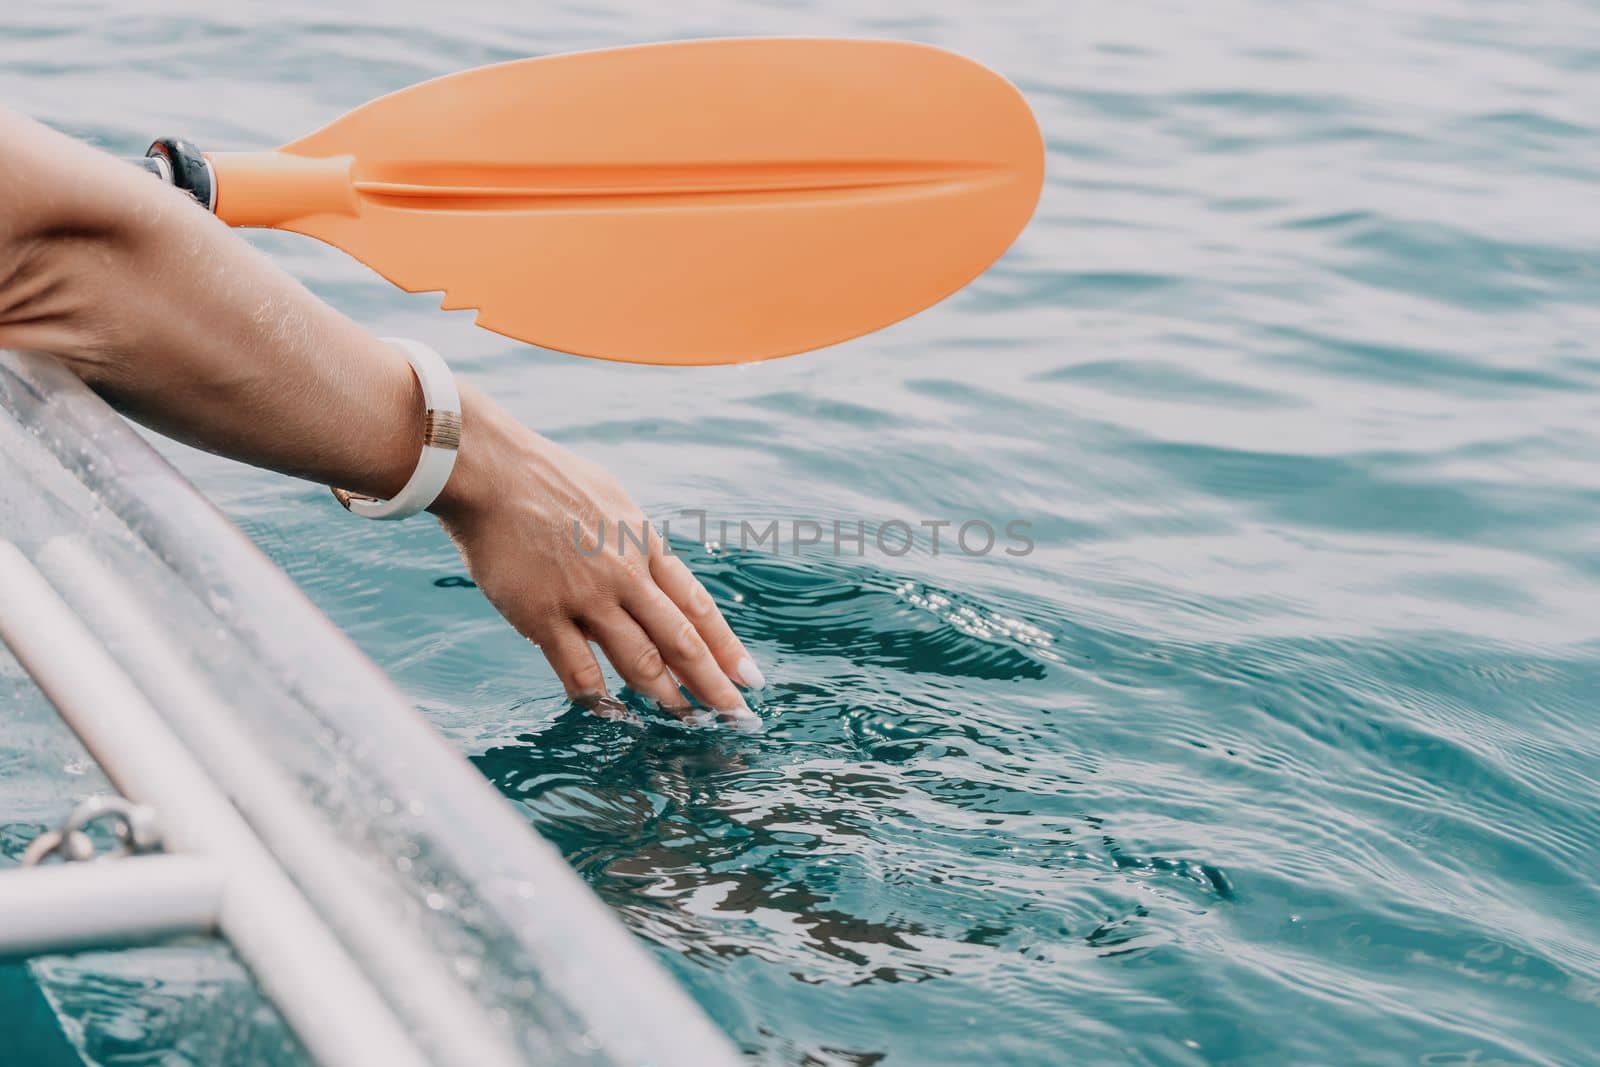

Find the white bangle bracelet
[[331, 338, 461, 521]]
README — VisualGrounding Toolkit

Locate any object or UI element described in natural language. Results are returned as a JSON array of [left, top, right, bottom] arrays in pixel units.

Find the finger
[[625, 585, 756, 725], [535, 620, 610, 703], [581, 608, 692, 714], [649, 552, 765, 690]]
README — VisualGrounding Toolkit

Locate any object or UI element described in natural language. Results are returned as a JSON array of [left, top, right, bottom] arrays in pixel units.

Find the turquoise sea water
[[4, 1, 1600, 1064]]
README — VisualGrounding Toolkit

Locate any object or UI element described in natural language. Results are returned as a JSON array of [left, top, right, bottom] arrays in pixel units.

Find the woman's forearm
[[0, 107, 424, 503], [0, 106, 762, 719]]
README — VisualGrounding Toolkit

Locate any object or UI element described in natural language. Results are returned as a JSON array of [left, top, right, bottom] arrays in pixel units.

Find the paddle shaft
[[132, 139, 363, 228]]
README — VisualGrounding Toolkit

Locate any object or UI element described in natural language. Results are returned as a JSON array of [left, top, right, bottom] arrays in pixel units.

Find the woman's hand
[[433, 387, 764, 725]]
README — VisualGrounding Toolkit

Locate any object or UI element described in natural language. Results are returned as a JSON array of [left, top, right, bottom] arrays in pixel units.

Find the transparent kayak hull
[[0, 349, 739, 1067]]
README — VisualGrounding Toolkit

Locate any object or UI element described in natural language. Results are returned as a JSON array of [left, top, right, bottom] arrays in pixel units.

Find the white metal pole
[[0, 540, 430, 1067], [37, 535, 527, 1067], [0, 855, 222, 958]]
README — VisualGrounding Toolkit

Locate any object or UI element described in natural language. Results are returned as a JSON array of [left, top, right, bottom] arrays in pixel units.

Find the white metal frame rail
[[0, 539, 434, 1067], [0, 853, 222, 958]]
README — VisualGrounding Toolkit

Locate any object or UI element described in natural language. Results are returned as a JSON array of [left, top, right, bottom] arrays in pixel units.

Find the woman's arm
[[0, 107, 761, 723]]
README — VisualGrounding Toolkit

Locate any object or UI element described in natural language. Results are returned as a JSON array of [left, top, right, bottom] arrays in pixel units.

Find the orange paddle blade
[[207, 38, 1044, 365]]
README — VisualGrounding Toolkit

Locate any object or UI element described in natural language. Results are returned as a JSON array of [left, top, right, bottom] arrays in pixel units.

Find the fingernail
[[733, 656, 767, 690], [720, 705, 764, 732], [575, 692, 634, 722]]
